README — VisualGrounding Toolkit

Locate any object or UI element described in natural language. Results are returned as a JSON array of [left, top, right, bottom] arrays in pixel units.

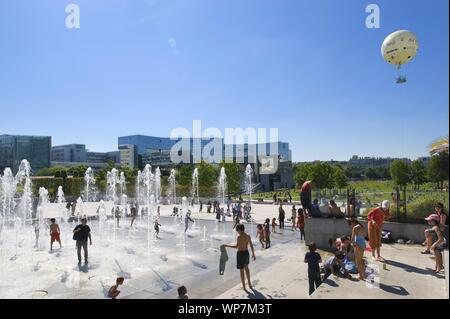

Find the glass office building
[[0, 135, 51, 174]]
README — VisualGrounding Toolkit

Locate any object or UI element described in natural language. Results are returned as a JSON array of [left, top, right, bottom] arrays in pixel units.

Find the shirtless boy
[[50, 218, 62, 252], [222, 224, 256, 291]]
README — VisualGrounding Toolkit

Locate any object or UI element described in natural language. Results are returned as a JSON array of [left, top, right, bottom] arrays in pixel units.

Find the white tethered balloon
[[381, 30, 419, 84]]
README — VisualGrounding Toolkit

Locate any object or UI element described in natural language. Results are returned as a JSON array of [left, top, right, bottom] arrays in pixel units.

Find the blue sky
[[0, 0, 448, 162]]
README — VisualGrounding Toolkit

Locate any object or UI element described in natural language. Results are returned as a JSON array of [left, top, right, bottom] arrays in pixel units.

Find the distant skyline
[[0, 0, 448, 162]]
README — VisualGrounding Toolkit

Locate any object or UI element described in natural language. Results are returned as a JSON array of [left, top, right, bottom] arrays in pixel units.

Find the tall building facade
[[118, 135, 224, 167], [52, 144, 87, 162], [0, 135, 51, 173], [119, 144, 138, 169]]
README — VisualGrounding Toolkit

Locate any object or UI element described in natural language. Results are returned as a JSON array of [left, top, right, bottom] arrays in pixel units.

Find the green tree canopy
[[428, 152, 449, 189], [66, 165, 89, 178], [221, 162, 243, 194], [390, 160, 411, 187], [294, 163, 312, 187], [294, 162, 334, 189], [332, 165, 348, 189], [196, 162, 218, 188], [176, 165, 194, 186], [410, 160, 427, 189]]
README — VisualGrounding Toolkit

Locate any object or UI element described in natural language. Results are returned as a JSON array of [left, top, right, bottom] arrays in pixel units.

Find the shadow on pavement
[[379, 283, 409, 296], [246, 288, 271, 299], [322, 278, 339, 287], [385, 259, 444, 278]]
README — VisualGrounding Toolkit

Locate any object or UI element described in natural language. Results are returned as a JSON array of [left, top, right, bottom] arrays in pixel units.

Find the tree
[[294, 162, 336, 189], [221, 162, 243, 194], [332, 166, 348, 189], [365, 167, 378, 179], [67, 165, 89, 178], [390, 160, 411, 220], [309, 162, 334, 189], [294, 163, 312, 187], [410, 160, 427, 190], [390, 160, 411, 187], [196, 162, 218, 188], [176, 165, 194, 186], [428, 152, 449, 189]]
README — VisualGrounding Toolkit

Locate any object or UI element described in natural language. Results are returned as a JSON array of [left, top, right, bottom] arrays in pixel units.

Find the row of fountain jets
[[0, 160, 255, 227]]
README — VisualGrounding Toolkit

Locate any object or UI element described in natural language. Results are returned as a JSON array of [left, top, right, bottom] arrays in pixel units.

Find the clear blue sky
[[0, 0, 448, 162]]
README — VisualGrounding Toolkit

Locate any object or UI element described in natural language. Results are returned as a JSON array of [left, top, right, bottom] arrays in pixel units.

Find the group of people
[[305, 200, 391, 295]]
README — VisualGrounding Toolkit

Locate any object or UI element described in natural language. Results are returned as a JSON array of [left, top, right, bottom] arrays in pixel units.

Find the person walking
[[73, 218, 92, 265], [278, 204, 285, 230], [304, 242, 322, 295], [49, 218, 62, 252]]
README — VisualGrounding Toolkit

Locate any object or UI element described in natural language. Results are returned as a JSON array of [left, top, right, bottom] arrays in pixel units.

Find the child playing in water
[[154, 220, 161, 238], [222, 224, 256, 291], [271, 218, 277, 233], [108, 277, 125, 299], [49, 218, 61, 252], [256, 224, 265, 248]]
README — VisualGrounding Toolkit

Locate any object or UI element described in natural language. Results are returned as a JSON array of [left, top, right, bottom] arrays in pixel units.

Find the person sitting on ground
[[329, 200, 344, 218], [108, 277, 125, 299], [310, 199, 321, 218], [177, 286, 189, 299], [328, 237, 343, 254], [323, 252, 351, 279], [425, 214, 447, 273], [340, 236, 355, 261]]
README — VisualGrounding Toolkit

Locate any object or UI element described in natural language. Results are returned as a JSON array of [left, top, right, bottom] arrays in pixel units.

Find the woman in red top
[[367, 200, 390, 261]]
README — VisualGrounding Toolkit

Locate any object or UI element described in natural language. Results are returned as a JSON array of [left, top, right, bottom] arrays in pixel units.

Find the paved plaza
[[0, 204, 447, 299]]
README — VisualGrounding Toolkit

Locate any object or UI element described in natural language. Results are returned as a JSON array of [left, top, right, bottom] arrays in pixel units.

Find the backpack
[[381, 230, 394, 243]]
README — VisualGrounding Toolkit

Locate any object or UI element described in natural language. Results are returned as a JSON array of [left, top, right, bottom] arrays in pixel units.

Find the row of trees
[[294, 151, 449, 191], [294, 162, 348, 189], [176, 162, 243, 194], [35, 161, 246, 196], [391, 152, 449, 190]]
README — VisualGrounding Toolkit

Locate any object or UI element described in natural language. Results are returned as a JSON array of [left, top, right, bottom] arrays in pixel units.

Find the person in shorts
[[222, 224, 256, 291]]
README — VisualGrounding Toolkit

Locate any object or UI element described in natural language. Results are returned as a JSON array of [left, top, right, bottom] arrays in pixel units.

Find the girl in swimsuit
[[349, 218, 367, 281]]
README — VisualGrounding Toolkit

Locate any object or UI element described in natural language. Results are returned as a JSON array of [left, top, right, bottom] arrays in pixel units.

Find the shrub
[[407, 193, 449, 220]]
